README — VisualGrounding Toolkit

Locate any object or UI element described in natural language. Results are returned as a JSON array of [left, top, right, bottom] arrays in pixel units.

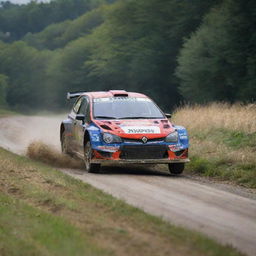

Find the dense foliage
[[176, 0, 256, 103], [0, 0, 113, 41], [0, 0, 255, 111]]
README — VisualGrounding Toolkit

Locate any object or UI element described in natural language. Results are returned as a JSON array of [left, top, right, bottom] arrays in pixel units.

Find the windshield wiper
[[94, 116, 117, 119]]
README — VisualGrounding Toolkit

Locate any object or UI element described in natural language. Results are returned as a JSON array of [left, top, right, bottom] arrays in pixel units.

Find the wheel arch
[[60, 123, 65, 141], [60, 120, 73, 141], [83, 130, 91, 147]]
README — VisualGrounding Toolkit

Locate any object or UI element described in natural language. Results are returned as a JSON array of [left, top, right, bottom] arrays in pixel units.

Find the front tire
[[84, 141, 101, 173], [168, 163, 185, 175]]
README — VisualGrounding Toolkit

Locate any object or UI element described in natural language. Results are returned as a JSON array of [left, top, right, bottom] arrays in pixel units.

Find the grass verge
[[173, 103, 256, 188], [0, 108, 18, 117], [0, 147, 243, 256], [0, 193, 107, 256]]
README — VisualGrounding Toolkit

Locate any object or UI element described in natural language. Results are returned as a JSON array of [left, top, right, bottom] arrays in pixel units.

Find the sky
[[1, 0, 50, 4]]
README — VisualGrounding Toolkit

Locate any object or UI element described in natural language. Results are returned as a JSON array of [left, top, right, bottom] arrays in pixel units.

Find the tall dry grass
[[172, 103, 256, 186], [172, 103, 256, 134]]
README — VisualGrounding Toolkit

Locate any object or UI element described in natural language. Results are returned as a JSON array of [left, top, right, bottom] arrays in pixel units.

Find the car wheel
[[168, 163, 185, 175], [84, 141, 101, 173]]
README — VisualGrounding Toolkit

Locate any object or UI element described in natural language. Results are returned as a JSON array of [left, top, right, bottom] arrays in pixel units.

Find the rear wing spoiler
[[67, 91, 86, 100]]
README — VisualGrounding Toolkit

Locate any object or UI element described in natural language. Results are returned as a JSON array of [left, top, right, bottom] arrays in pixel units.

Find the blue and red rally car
[[60, 90, 189, 174]]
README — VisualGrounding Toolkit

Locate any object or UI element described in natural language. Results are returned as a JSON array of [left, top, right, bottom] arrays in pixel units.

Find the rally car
[[60, 90, 189, 174]]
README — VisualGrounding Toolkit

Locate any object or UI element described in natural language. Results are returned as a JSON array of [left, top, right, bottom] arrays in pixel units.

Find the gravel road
[[0, 115, 256, 256]]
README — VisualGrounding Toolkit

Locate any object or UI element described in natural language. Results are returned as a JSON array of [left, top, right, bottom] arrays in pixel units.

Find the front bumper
[[91, 145, 189, 165], [91, 158, 190, 164]]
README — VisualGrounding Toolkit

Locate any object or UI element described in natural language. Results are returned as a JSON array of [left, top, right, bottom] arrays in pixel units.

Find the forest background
[[0, 0, 255, 112]]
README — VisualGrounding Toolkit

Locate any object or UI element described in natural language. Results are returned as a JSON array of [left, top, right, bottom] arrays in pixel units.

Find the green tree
[[176, 0, 256, 103], [0, 74, 8, 106], [23, 6, 106, 50], [0, 41, 53, 110], [0, 0, 223, 111], [0, 0, 112, 42], [84, 0, 220, 109]]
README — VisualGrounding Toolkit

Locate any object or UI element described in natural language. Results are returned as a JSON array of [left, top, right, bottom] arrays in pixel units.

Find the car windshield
[[93, 97, 165, 119]]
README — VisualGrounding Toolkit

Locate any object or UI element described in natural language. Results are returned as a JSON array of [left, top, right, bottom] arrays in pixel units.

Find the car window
[[78, 98, 87, 114], [78, 97, 91, 122], [93, 97, 164, 119], [85, 102, 91, 122], [73, 97, 83, 113]]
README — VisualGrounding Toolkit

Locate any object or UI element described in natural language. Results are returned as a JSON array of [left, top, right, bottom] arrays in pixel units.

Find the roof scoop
[[109, 90, 128, 97]]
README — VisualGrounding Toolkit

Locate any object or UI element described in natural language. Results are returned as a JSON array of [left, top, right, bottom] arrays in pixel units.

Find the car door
[[74, 96, 91, 156], [68, 97, 83, 153]]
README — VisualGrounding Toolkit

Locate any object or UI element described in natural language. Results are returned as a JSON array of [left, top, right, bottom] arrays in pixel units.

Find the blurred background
[[0, 0, 255, 112]]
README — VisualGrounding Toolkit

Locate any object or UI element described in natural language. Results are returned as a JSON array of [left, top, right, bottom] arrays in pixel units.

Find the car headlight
[[103, 133, 122, 144], [165, 131, 178, 143]]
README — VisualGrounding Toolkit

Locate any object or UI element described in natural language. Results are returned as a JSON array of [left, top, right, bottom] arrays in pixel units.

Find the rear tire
[[168, 163, 185, 175], [84, 141, 101, 173]]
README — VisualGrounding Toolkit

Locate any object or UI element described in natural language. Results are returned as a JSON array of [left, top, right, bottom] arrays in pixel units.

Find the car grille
[[123, 137, 165, 143], [120, 145, 168, 159]]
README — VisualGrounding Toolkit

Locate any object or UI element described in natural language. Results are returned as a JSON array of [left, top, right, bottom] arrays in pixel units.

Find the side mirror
[[76, 114, 85, 121], [165, 113, 172, 119]]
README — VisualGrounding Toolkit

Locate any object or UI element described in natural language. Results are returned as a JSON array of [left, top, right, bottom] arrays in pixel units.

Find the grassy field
[[0, 108, 18, 117], [0, 147, 243, 256], [173, 103, 256, 188]]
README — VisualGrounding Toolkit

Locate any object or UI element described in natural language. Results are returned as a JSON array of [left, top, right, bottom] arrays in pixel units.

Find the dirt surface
[[0, 115, 256, 256]]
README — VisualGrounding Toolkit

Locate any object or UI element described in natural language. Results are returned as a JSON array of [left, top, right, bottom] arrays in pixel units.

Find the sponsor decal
[[122, 126, 160, 134], [91, 134, 100, 142]]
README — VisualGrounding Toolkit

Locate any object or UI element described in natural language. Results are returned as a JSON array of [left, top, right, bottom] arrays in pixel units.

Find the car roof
[[82, 90, 148, 99]]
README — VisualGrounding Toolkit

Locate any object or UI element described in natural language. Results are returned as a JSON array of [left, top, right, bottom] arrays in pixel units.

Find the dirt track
[[0, 115, 256, 256]]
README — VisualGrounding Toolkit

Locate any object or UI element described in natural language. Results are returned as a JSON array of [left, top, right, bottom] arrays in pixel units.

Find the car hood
[[93, 119, 175, 139]]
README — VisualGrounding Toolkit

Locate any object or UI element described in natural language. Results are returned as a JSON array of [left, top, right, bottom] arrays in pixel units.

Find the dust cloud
[[27, 141, 83, 168], [0, 115, 83, 169]]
